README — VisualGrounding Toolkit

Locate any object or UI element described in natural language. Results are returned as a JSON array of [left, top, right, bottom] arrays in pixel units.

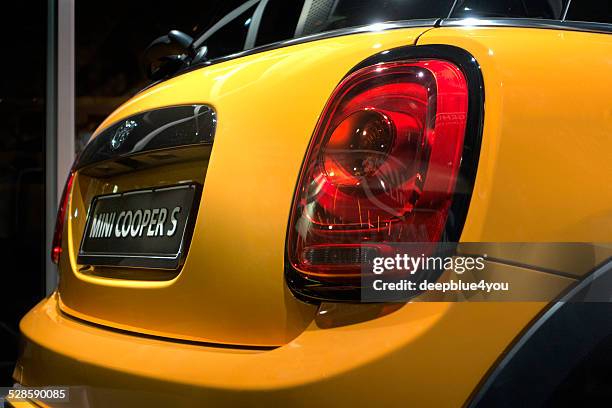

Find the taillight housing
[[286, 46, 483, 301], [51, 170, 75, 264]]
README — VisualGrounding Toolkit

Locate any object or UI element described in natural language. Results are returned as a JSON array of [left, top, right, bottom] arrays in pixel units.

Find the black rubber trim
[[58, 305, 278, 351], [284, 44, 485, 303], [441, 18, 612, 34], [466, 257, 612, 408]]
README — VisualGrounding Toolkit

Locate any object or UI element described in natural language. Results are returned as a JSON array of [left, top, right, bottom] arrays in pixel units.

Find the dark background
[[0, 2, 47, 386]]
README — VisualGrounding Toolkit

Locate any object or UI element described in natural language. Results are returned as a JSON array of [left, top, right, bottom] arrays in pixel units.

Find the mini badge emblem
[[110, 120, 138, 150]]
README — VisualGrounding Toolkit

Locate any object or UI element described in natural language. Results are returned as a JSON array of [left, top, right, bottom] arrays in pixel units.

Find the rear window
[[195, 0, 609, 64], [565, 0, 612, 25], [450, 0, 568, 19], [292, 0, 454, 35], [195, 0, 455, 60]]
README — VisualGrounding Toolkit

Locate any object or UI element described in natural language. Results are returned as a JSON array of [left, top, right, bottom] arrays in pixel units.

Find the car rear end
[[10, 1, 612, 407]]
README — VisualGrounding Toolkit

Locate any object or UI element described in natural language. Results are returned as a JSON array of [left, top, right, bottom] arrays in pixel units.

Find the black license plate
[[78, 184, 200, 269]]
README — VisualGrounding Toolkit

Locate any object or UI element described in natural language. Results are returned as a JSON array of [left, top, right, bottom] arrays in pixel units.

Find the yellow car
[[9, 1, 612, 407]]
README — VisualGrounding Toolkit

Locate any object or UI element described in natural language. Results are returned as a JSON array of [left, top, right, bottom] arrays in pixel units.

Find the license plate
[[78, 184, 200, 269]]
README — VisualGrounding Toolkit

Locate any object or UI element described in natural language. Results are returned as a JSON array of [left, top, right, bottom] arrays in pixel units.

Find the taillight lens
[[287, 59, 470, 299], [51, 171, 75, 264]]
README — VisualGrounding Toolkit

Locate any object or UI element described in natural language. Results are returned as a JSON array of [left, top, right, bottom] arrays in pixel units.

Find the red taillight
[[287, 56, 475, 300], [51, 171, 75, 264]]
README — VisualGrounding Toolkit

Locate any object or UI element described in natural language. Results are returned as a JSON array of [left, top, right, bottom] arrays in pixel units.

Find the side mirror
[[143, 30, 207, 81]]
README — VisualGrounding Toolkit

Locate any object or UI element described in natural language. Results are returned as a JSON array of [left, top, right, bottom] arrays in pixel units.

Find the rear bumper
[[4, 401, 39, 408], [15, 293, 551, 407]]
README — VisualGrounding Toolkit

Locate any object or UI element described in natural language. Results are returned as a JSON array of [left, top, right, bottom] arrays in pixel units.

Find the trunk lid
[[58, 27, 430, 346]]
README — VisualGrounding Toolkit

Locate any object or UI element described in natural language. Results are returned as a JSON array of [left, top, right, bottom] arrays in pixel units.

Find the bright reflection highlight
[[366, 22, 391, 32]]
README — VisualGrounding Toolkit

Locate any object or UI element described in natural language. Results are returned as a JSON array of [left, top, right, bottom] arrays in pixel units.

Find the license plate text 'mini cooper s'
[[78, 184, 200, 269]]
